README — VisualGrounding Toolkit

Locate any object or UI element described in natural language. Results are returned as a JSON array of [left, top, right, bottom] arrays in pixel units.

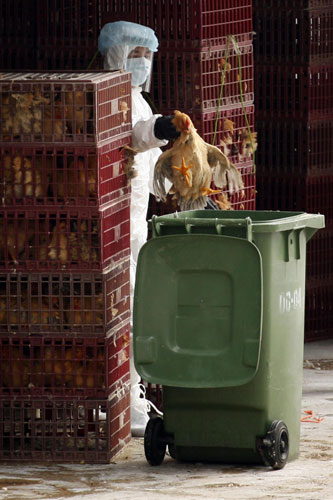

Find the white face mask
[[126, 57, 152, 87]]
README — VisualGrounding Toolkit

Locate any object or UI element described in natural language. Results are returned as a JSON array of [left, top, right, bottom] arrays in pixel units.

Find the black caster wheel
[[257, 420, 289, 470], [144, 416, 166, 466]]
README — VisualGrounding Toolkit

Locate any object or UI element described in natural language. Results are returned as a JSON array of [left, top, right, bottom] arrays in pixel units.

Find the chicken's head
[[172, 110, 195, 135]]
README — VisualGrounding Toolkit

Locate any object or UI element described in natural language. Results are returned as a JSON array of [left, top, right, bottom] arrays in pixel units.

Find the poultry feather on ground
[[153, 110, 244, 210]]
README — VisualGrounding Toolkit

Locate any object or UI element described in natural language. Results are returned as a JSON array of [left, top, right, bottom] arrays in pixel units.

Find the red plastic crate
[[36, 0, 100, 47], [0, 133, 131, 207], [255, 64, 333, 120], [0, 0, 36, 45], [0, 71, 131, 144], [306, 227, 333, 282], [101, 0, 253, 48], [255, 118, 333, 175], [306, 175, 333, 221], [256, 172, 333, 225], [305, 280, 333, 342], [0, 394, 131, 462], [0, 0, 37, 70], [152, 38, 253, 113], [147, 194, 179, 219], [36, 46, 103, 72], [0, 47, 37, 72], [190, 104, 255, 157], [0, 0, 36, 70], [0, 326, 130, 398], [253, 7, 333, 65], [0, 265, 129, 335], [253, 0, 333, 9], [0, 203, 130, 272]]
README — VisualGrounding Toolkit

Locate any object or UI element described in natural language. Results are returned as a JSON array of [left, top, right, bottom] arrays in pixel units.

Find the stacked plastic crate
[[0, 0, 37, 70], [36, 0, 101, 70], [253, 1, 333, 340], [0, 71, 132, 462], [101, 1, 256, 216]]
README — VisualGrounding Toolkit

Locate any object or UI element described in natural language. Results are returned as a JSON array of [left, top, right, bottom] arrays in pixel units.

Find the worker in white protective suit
[[98, 21, 179, 437]]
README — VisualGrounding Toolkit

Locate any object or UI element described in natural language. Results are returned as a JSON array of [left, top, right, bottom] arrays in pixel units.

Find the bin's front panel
[[134, 235, 262, 388]]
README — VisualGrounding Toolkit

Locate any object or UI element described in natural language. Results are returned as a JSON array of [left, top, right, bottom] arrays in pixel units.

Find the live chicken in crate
[[1, 135, 131, 207], [0, 72, 131, 144]]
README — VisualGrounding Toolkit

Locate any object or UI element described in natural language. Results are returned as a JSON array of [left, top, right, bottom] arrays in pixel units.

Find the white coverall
[[99, 21, 168, 436], [130, 87, 167, 312], [128, 87, 167, 436]]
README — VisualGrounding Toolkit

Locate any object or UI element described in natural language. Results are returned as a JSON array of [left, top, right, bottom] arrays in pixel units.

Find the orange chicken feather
[[153, 110, 244, 210]]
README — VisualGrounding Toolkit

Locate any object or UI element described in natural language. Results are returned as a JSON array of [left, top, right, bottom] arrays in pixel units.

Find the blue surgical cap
[[98, 21, 159, 55]]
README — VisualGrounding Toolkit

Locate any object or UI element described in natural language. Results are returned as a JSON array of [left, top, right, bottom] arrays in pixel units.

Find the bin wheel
[[144, 416, 166, 466], [258, 420, 289, 470]]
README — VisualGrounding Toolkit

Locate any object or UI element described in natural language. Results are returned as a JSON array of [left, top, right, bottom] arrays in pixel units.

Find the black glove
[[154, 115, 180, 141]]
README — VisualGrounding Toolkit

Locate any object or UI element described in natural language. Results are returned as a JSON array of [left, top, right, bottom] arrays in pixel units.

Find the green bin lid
[[134, 234, 263, 388]]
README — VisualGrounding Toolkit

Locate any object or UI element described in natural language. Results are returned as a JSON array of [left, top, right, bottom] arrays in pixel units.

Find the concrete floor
[[0, 339, 332, 500]]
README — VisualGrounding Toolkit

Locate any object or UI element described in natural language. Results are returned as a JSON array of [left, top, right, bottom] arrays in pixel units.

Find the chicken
[[74, 351, 105, 389], [11, 93, 34, 134], [223, 119, 235, 134], [4, 154, 43, 200], [123, 145, 139, 183], [240, 129, 258, 160], [215, 192, 232, 210], [65, 91, 87, 134], [153, 110, 244, 210], [48, 221, 68, 264], [0, 219, 34, 263], [39, 218, 99, 265], [22, 296, 60, 326], [2, 346, 30, 388], [0, 294, 28, 326], [2, 93, 13, 137], [2, 90, 64, 139], [65, 293, 104, 326], [79, 219, 99, 263], [64, 346, 84, 387], [31, 89, 51, 135], [43, 103, 65, 140], [41, 346, 63, 386], [56, 157, 97, 199]]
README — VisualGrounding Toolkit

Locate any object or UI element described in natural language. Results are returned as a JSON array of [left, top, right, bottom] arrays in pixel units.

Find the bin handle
[[215, 217, 253, 241], [152, 215, 253, 241]]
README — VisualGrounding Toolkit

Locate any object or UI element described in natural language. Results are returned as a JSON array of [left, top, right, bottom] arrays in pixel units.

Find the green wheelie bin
[[133, 210, 325, 469]]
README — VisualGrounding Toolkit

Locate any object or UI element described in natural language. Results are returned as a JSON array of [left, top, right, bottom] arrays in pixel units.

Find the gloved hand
[[154, 115, 181, 141]]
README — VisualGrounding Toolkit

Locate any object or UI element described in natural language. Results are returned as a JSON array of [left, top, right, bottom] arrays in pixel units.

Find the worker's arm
[[132, 115, 180, 152]]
